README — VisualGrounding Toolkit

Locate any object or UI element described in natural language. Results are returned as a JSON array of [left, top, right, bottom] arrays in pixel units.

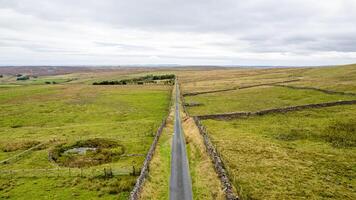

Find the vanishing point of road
[[169, 80, 193, 200]]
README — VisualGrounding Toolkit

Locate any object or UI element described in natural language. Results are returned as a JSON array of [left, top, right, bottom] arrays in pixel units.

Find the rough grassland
[[176, 65, 356, 95], [284, 64, 356, 93], [0, 83, 171, 199], [139, 81, 176, 200], [185, 85, 355, 116], [139, 108, 174, 200], [182, 116, 225, 200], [180, 64, 356, 199], [177, 68, 303, 94], [202, 105, 356, 200]]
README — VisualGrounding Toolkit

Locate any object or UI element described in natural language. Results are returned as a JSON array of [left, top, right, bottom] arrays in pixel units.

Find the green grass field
[[185, 85, 355, 116], [202, 105, 356, 199], [0, 80, 171, 199], [284, 64, 356, 93], [180, 64, 356, 199], [1, 64, 355, 199], [178, 64, 356, 95]]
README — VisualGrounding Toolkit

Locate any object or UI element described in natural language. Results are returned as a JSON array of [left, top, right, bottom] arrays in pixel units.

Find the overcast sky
[[1, 0, 356, 66]]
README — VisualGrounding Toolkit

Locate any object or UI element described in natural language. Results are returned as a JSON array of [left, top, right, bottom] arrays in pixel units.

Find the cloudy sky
[[0, 0, 356, 66]]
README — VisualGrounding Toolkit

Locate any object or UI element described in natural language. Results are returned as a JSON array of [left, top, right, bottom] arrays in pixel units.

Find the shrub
[[16, 75, 30, 81]]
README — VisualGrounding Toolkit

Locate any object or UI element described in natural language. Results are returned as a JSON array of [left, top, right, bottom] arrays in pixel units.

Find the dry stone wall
[[274, 84, 356, 96], [183, 79, 299, 97], [183, 87, 237, 97], [196, 99, 356, 120], [129, 118, 167, 200], [237, 79, 299, 89], [129, 84, 174, 200], [193, 117, 239, 200]]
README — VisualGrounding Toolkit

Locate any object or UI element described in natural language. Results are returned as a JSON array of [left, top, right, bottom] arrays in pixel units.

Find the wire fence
[[0, 143, 45, 165], [0, 167, 135, 179]]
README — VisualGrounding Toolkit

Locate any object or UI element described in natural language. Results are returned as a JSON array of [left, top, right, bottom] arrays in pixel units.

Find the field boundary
[[238, 79, 299, 89], [0, 167, 131, 178], [183, 87, 237, 97], [129, 83, 174, 200], [193, 117, 239, 200], [0, 143, 45, 165], [195, 99, 356, 120], [129, 117, 167, 200], [182, 79, 299, 96], [181, 79, 238, 199], [273, 84, 356, 96], [180, 82, 190, 116]]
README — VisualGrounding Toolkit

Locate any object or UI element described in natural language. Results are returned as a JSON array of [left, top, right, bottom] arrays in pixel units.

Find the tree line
[[93, 74, 175, 85]]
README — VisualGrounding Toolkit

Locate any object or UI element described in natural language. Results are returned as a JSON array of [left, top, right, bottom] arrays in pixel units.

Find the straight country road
[[169, 80, 193, 200]]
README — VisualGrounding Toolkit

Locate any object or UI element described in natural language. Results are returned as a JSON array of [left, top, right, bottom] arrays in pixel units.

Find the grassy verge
[[140, 82, 225, 200], [202, 105, 356, 199], [182, 116, 225, 200], [139, 82, 175, 200], [139, 110, 174, 200]]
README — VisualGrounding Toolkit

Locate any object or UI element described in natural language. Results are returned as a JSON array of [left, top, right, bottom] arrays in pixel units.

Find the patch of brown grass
[[0, 140, 40, 152]]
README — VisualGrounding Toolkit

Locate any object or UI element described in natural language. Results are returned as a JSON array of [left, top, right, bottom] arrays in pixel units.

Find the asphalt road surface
[[169, 81, 193, 200]]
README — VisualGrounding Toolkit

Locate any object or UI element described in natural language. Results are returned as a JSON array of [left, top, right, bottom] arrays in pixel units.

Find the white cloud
[[0, 0, 356, 66]]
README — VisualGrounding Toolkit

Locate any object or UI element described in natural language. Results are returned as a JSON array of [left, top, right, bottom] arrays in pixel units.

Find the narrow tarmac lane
[[169, 81, 193, 200]]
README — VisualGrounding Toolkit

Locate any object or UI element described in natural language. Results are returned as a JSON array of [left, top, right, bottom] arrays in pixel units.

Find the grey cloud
[[0, 0, 338, 32], [0, 39, 79, 53], [307, 39, 356, 52], [94, 42, 156, 51], [0, 0, 356, 65]]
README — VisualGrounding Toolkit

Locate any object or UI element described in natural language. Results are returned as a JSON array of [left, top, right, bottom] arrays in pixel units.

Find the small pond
[[64, 147, 97, 155]]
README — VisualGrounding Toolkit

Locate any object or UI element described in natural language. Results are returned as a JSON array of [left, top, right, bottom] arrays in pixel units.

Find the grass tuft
[[324, 120, 356, 147]]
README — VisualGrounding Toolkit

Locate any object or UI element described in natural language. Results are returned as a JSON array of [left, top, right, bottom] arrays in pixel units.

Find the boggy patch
[[49, 138, 125, 168]]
